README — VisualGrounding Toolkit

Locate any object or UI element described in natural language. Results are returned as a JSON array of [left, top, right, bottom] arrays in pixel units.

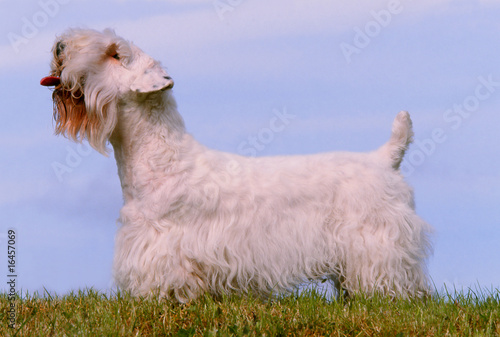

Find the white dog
[[41, 28, 432, 302]]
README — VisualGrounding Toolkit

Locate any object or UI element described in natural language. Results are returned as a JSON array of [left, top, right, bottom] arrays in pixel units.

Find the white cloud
[[85, 0, 451, 81], [0, 0, 452, 72], [0, 31, 56, 71], [152, 0, 209, 2], [478, 0, 500, 5], [113, 0, 452, 48], [113, 0, 209, 2]]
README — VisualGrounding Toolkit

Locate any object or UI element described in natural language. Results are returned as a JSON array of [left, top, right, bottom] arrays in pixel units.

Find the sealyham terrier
[[41, 28, 432, 302]]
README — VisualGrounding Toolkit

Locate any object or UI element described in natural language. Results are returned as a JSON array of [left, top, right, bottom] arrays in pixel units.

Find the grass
[[1, 287, 499, 336]]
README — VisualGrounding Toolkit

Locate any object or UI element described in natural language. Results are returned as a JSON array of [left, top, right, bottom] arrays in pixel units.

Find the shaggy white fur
[[41, 28, 433, 302]]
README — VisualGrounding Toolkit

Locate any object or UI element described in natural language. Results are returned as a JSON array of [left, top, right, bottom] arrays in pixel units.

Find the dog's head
[[41, 28, 174, 154]]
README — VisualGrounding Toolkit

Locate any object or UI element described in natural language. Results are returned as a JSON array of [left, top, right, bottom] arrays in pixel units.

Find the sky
[[0, 0, 499, 297]]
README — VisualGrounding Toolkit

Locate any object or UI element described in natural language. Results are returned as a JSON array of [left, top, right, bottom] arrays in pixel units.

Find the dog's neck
[[110, 91, 187, 203]]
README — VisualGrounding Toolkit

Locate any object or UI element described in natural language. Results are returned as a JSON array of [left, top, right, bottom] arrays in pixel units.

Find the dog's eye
[[111, 53, 120, 60]]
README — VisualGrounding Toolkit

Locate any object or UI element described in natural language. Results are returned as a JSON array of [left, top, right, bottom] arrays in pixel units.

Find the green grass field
[[1, 287, 499, 336]]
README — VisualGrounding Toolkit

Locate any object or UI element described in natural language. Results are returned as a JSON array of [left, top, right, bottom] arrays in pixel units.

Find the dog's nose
[[55, 41, 65, 57], [163, 76, 174, 90]]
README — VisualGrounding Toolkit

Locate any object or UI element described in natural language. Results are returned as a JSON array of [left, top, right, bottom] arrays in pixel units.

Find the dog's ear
[[129, 69, 174, 94]]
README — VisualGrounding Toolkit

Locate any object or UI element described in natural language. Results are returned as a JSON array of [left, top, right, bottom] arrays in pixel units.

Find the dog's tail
[[378, 111, 414, 170]]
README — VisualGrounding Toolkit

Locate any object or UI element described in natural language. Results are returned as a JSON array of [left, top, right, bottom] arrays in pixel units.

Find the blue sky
[[0, 0, 499, 296]]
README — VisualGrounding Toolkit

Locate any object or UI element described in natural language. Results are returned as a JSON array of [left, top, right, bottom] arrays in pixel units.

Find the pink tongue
[[40, 76, 61, 86]]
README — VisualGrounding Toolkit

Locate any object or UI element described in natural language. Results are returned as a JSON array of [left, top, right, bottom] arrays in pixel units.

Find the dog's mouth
[[41, 40, 65, 87], [40, 76, 61, 86]]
